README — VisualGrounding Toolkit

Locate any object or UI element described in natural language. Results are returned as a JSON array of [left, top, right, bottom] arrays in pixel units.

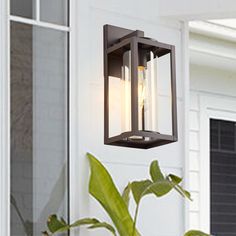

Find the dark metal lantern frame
[[104, 24, 178, 149]]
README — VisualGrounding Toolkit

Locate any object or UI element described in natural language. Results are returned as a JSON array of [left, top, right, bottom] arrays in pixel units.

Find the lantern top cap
[[104, 24, 174, 52], [140, 36, 158, 42]]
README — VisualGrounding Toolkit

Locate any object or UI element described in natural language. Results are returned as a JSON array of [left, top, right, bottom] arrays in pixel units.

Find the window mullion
[[9, 15, 70, 32], [36, 0, 40, 21]]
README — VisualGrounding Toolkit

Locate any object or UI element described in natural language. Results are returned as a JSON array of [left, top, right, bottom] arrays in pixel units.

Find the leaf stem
[[132, 203, 140, 236]]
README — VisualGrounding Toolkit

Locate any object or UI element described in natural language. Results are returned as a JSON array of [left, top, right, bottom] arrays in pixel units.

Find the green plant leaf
[[87, 153, 140, 236], [60, 217, 67, 225], [46, 216, 117, 235], [70, 218, 99, 227], [168, 174, 182, 184], [47, 215, 69, 233], [174, 184, 192, 200], [167, 174, 192, 200], [41, 231, 50, 236], [184, 230, 210, 236], [147, 180, 173, 197], [131, 179, 174, 205], [183, 189, 191, 199], [131, 179, 174, 236], [131, 180, 152, 204], [150, 160, 164, 182], [88, 222, 117, 235], [122, 183, 131, 207], [71, 218, 116, 235]]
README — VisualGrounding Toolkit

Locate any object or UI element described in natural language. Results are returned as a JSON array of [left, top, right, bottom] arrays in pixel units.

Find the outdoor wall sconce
[[104, 24, 177, 149]]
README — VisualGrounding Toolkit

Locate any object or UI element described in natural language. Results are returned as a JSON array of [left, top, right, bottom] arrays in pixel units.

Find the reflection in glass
[[11, 0, 35, 19], [10, 22, 68, 236], [40, 0, 68, 26]]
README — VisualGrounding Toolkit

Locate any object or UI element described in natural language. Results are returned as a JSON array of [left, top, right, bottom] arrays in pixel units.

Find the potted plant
[[42, 153, 209, 236]]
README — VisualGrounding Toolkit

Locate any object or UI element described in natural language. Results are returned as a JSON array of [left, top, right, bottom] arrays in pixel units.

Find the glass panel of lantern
[[137, 43, 172, 136], [108, 43, 132, 138]]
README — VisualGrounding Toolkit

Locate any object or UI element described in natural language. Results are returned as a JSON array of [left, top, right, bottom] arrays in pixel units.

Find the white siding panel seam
[[189, 92, 200, 229]]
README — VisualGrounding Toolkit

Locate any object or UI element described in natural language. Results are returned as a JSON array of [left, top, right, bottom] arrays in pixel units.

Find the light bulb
[[138, 66, 147, 130]]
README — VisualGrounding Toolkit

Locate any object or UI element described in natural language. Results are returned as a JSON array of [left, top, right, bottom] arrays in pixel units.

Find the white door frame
[[199, 95, 236, 233], [0, 0, 10, 234]]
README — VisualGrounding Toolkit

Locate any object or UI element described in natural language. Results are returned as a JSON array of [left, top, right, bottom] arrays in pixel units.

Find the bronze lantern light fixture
[[104, 24, 178, 149]]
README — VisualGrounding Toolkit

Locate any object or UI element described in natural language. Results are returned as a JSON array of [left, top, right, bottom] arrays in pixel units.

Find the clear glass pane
[[108, 49, 131, 138], [138, 48, 172, 135], [10, 22, 68, 236], [41, 0, 68, 25], [11, 0, 35, 19]]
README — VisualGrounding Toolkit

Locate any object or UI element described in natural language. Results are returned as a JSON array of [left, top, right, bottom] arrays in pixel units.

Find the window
[[210, 119, 236, 236], [10, 1, 69, 236]]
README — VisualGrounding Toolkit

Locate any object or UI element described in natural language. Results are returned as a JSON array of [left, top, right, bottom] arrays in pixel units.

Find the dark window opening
[[210, 119, 236, 236]]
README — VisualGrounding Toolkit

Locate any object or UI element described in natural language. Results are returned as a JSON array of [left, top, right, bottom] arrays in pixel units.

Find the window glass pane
[[210, 119, 236, 236], [11, 0, 35, 19], [40, 0, 68, 26], [10, 22, 68, 236]]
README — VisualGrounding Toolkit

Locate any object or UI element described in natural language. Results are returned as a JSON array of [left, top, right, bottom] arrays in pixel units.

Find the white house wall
[[73, 1, 187, 236]]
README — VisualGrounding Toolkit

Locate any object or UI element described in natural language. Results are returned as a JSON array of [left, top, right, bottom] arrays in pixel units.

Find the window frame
[[0, 0, 10, 234], [0, 0, 77, 234], [199, 95, 236, 233]]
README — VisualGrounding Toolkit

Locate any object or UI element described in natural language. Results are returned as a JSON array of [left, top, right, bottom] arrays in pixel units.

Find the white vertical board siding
[[189, 94, 200, 228], [188, 92, 201, 231], [73, 1, 187, 236]]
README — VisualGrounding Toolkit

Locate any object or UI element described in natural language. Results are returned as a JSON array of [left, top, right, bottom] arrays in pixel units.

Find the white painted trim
[[189, 21, 236, 43], [158, 0, 236, 21], [209, 19, 236, 31], [68, 0, 79, 233], [189, 46, 236, 61], [36, 0, 40, 21], [182, 20, 191, 232], [0, 0, 10, 235], [199, 95, 236, 233], [9, 15, 70, 32]]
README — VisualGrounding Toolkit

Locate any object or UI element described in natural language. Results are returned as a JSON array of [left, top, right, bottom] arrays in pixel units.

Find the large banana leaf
[[44, 156, 209, 236], [122, 183, 132, 207], [87, 153, 140, 236]]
